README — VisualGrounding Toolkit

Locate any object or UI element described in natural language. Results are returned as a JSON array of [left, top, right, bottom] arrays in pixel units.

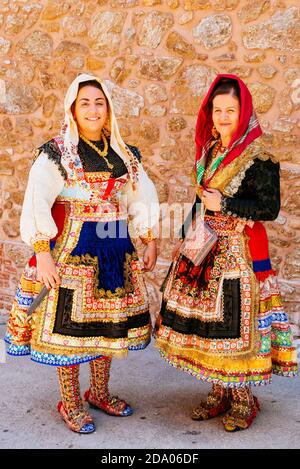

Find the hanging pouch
[[179, 203, 218, 266]]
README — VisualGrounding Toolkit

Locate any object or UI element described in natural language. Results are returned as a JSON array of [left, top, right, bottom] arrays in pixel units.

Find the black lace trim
[[36, 140, 67, 180], [35, 139, 142, 180], [127, 144, 142, 162]]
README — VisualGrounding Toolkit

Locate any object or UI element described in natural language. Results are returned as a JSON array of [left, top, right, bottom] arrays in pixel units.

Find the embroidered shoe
[[57, 401, 95, 434], [191, 396, 231, 420], [222, 396, 260, 432], [191, 384, 231, 420], [84, 389, 133, 417]]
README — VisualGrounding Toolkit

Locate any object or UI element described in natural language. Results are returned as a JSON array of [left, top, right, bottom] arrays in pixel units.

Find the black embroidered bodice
[[221, 158, 280, 221], [180, 156, 280, 238], [36, 138, 141, 180], [78, 138, 127, 177]]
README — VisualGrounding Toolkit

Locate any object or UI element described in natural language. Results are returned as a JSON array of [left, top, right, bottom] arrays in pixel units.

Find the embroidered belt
[[56, 200, 128, 223], [204, 213, 242, 235]]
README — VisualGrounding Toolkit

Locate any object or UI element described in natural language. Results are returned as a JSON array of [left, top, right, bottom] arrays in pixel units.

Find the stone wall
[[0, 0, 299, 334]]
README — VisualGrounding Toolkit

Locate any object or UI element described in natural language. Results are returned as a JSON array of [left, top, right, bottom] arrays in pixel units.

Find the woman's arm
[[20, 152, 65, 247], [20, 152, 65, 289]]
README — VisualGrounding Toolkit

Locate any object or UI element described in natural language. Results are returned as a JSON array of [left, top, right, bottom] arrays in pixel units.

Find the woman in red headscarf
[[155, 74, 298, 432]]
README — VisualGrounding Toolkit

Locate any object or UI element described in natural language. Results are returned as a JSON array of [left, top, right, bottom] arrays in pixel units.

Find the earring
[[102, 117, 111, 137], [211, 125, 219, 139]]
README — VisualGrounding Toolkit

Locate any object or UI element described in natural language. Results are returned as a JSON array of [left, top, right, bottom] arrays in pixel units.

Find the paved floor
[[0, 324, 299, 449]]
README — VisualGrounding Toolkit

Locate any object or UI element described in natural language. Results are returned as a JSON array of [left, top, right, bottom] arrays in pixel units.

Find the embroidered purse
[[179, 204, 218, 266]]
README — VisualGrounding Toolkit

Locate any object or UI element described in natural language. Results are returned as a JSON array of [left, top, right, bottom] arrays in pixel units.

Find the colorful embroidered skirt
[[5, 218, 151, 366], [155, 214, 297, 388]]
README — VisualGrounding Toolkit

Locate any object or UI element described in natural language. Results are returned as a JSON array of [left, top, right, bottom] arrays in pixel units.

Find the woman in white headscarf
[[5, 74, 159, 434]]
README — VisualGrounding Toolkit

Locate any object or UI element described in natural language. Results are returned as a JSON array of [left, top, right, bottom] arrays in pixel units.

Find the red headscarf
[[195, 74, 262, 186]]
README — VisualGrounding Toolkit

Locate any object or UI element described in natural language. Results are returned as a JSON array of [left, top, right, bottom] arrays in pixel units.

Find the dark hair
[[77, 79, 104, 93], [208, 78, 241, 109], [71, 79, 108, 113]]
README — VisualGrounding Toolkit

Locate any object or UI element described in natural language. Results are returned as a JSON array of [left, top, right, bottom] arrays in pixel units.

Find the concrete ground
[[0, 324, 299, 450]]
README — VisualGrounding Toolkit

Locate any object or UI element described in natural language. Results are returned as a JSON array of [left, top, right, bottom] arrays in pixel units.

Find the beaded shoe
[[191, 394, 231, 421], [222, 396, 260, 432], [57, 401, 95, 434], [84, 389, 133, 417]]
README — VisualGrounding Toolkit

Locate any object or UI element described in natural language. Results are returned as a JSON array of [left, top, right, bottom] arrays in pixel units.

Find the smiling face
[[212, 93, 240, 145], [73, 84, 108, 141]]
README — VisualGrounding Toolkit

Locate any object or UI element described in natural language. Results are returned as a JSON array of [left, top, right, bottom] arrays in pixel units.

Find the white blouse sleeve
[[20, 152, 65, 246], [121, 163, 160, 239]]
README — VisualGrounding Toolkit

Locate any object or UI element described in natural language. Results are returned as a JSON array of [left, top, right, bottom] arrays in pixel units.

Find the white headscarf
[[60, 73, 139, 189]]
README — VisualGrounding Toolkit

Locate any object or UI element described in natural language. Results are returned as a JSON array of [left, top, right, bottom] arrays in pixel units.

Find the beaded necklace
[[79, 133, 113, 170]]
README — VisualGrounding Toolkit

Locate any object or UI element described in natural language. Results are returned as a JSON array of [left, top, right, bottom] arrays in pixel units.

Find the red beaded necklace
[[210, 140, 228, 162]]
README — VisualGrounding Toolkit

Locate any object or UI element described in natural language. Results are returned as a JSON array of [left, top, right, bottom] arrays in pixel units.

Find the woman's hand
[[36, 252, 61, 290], [143, 240, 157, 272], [172, 239, 183, 260], [202, 188, 222, 211]]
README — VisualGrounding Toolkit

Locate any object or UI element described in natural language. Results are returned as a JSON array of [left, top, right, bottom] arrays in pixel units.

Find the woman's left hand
[[202, 188, 222, 211], [143, 240, 157, 272]]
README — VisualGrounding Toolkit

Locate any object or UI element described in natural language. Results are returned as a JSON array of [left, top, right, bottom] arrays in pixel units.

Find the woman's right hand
[[36, 252, 61, 290], [172, 239, 183, 260]]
